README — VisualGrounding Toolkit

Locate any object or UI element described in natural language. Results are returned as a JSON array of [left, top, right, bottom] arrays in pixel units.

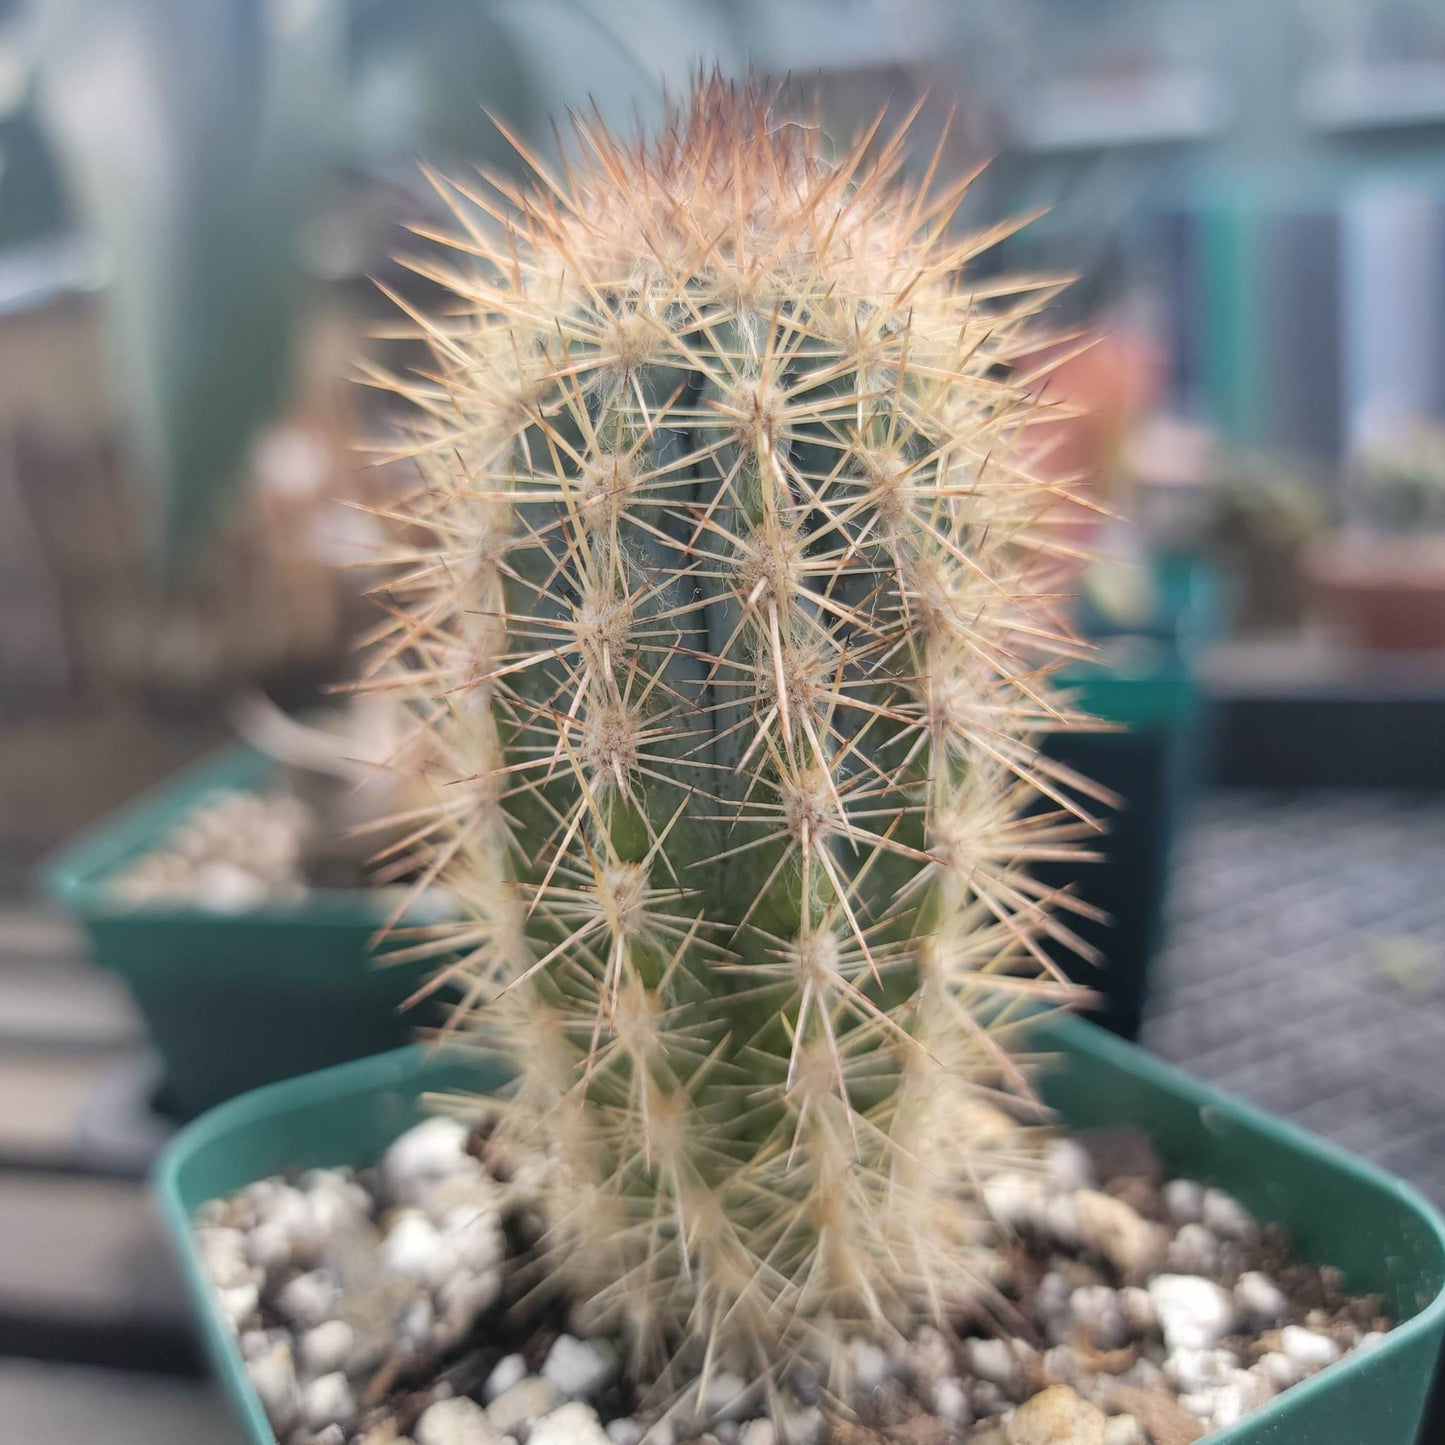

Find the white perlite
[[1102, 1416, 1147, 1445], [1149, 1273, 1236, 1352], [1234, 1270, 1288, 1326], [1281, 1325, 1342, 1372], [487, 1377, 563, 1436], [1202, 1188, 1256, 1240], [302, 1372, 357, 1431], [931, 1377, 971, 1428], [486, 1354, 529, 1402], [1162, 1178, 1205, 1225], [529, 1403, 612, 1445], [543, 1335, 620, 1399], [1072, 1190, 1164, 1279], [417, 1396, 500, 1445], [1043, 1138, 1095, 1193], [384, 1118, 484, 1205], [246, 1340, 300, 1432]]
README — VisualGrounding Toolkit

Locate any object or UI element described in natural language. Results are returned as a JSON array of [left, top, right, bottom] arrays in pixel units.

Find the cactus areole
[[371, 78, 1104, 1401]]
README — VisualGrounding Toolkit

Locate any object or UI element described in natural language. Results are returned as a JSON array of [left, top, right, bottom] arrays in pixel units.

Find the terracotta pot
[[1304, 535, 1445, 651]]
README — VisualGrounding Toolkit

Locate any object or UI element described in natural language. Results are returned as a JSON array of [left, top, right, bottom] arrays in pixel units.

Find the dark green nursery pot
[[1041, 553, 1220, 1040], [157, 1014, 1445, 1445], [42, 746, 442, 1118]]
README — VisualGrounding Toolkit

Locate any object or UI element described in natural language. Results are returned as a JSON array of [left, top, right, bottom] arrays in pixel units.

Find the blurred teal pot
[[42, 746, 445, 1118]]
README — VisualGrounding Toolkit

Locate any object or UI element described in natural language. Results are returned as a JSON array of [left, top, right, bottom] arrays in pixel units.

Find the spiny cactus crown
[[369, 79, 1100, 1399]]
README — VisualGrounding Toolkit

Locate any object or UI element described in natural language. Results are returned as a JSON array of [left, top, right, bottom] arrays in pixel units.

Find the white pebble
[[966, 1337, 1016, 1390], [1044, 1138, 1095, 1193], [1103, 1417, 1147, 1445], [215, 1282, 260, 1330], [847, 1336, 890, 1392], [194, 860, 269, 912], [488, 1377, 562, 1436], [543, 1335, 619, 1400], [384, 1118, 483, 1205], [442, 1203, 507, 1274], [1118, 1286, 1156, 1336], [1176, 1390, 1216, 1424], [1234, 1271, 1288, 1326], [1358, 1330, 1388, 1353], [276, 1269, 337, 1328], [779, 1406, 824, 1445], [246, 1340, 299, 1430], [1207, 1370, 1273, 1430], [417, 1395, 500, 1445], [528, 1402, 611, 1445], [198, 1226, 254, 1288], [1036, 1272, 1071, 1326], [1166, 1223, 1220, 1275], [485, 1354, 528, 1402], [970, 1379, 1006, 1416], [1202, 1188, 1255, 1240], [607, 1420, 644, 1445], [1148, 1274, 1236, 1352], [1280, 1325, 1341, 1373], [1039, 1193, 1082, 1248], [384, 1211, 459, 1287], [300, 1320, 355, 1376], [436, 1268, 503, 1347], [302, 1372, 356, 1431], [402, 1295, 436, 1347], [1070, 1285, 1128, 1349], [1164, 1347, 1238, 1394], [738, 1421, 776, 1445], [245, 1220, 292, 1271], [932, 1377, 971, 1427], [305, 1174, 371, 1236], [425, 1171, 502, 1222], [1073, 1191, 1163, 1279], [982, 1172, 1045, 1230], [1041, 1344, 1081, 1387], [1255, 1351, 1299, 1390], [1162, 1178, 1205, 1225], [907, 1327, 954, 1388], [700, 1371, 755, 1423], [239, 1329, 274, 1360]]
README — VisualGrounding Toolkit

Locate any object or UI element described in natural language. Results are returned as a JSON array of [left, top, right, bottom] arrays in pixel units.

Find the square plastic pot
[[1040, 638, 1207, 1040], [42, 746, 443, 1118], [157, 1013, 1445, 1445]]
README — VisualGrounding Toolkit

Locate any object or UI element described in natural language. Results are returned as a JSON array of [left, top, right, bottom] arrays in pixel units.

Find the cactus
[[368, 78, 1101, 1401]]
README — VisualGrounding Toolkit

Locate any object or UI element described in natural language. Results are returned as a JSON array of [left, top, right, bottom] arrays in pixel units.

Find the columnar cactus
[[370, 79, 1100, 1399]]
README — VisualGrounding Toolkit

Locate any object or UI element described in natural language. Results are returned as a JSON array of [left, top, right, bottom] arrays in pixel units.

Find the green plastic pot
[[42, 746, 444, 1119], [1041, 634, 1206, 1040], [157, 1014, 1445, 1445]]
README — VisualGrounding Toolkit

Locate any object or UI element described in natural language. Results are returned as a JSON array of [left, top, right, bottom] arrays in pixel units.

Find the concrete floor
[[1143, 789, 1445, 1205]]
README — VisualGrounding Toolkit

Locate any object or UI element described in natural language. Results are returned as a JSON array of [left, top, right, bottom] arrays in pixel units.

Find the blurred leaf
[[38, 0, 344, 573], [35, 0, 745, 572]]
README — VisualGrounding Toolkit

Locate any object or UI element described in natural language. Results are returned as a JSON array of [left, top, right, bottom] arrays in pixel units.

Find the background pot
[[157, 1014, 1445, 1445], [1038, 552, 1218, 1039], [1304, 535, 1445, 652], [42, 745, 445, 1118]]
